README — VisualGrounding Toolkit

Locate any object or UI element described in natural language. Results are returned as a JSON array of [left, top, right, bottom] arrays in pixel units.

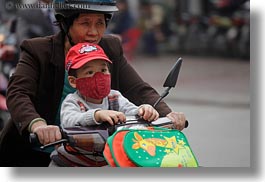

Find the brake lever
[[151, 117, 189, 128], [123, 115, 189, 128]]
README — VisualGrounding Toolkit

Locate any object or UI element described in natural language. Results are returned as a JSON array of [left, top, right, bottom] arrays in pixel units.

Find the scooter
[[30, 58, 197, 167]]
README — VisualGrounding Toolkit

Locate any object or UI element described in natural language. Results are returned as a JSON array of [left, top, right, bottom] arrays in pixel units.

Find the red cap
[[65, 43, 112, 72]]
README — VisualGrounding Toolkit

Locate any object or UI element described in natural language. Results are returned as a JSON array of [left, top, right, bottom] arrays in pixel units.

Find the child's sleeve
[[60, 94, 101, 127], [114, 91, 139, 116]]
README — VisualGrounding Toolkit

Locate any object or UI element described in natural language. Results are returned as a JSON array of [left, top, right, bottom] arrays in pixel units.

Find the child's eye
[[101, 69, 107, 73], [88, 71, 94, 75]]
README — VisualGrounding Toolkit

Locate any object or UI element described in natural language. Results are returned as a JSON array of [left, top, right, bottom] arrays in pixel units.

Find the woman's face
[[69, 13, 106, 44]]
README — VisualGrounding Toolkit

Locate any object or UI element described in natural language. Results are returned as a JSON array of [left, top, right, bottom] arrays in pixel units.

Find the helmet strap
[[67, 33, 75, 47], [61, 21, 75, 46]]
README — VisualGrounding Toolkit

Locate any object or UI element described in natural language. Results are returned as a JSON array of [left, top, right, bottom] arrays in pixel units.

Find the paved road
[[130, 54, 250, 167]]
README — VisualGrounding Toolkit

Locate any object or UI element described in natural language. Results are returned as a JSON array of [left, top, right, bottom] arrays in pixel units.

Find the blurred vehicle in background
[[108, 0, 250, 60], [0, 17, 17, 131], [0, 0, 60, 131], [172, 0, 250, 59]]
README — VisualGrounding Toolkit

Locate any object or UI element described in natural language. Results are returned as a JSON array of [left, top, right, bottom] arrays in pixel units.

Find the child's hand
[[95, 110, 126, 125], [138, 104, 159, 122]]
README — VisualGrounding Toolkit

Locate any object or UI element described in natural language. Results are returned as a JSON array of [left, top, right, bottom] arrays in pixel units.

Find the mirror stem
[[153, 87, 172, 108]]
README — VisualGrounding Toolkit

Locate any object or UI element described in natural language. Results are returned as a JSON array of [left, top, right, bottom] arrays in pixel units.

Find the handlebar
[[29, 132, 68, 149], [29, 117, 189, 149]]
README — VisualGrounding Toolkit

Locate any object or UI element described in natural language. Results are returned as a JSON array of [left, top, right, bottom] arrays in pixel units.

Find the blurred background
[[0, 0, 250, 167], [107, 0, 250, 61]]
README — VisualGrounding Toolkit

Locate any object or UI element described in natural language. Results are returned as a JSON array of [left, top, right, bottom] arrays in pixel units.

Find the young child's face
[[76, 59, 110, 78]]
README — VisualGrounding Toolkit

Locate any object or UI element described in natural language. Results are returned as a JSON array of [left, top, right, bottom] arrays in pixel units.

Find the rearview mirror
[[153, 57, 183, 107], [163, 58, 182, 88]]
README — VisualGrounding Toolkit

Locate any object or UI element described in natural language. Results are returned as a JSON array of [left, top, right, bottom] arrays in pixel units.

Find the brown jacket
[[0, 32, 171, 166]]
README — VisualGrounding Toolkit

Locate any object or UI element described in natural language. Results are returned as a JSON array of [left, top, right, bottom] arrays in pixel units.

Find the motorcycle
[[30, 58, 198, 167]]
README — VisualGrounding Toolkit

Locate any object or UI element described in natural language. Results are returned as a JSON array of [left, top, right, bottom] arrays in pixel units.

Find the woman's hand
[[166, 112, 186, 131], [138, 104, 159, 122], [95, 110, 126, 125], [31, 121, 62, 145]]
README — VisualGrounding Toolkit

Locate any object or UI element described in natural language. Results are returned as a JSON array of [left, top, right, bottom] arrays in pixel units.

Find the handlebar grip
[[29, 132, 68, 149], [185, 120, 189, 128], [29, 133, 41, 146]]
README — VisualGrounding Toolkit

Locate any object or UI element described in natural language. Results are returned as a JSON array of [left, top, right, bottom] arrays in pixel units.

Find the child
[[61, 43, 159, 128]]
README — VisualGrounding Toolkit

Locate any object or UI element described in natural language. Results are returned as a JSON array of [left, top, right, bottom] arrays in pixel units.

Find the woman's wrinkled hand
[[31, 121, 62, 145], [166, 112, 186, 131]]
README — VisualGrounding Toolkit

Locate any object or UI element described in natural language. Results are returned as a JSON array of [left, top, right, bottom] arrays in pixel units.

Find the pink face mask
[[76, 72, 111, 100]]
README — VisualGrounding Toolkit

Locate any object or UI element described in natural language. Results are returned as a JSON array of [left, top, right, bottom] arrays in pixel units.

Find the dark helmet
[[53, 0, 119, 21]]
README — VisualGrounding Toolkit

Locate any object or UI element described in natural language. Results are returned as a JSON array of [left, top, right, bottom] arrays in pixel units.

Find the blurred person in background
[[108, 0, 135, 36], [107, 0, 140, 61], [137, 0, 172, 56]]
